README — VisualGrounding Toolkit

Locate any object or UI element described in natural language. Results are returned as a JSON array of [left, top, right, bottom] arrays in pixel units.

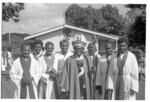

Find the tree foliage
[[2, 3, 24, 22], [126, 4, 146, 47], [65, 4, 125, 35], [65, 4, 146, 48]]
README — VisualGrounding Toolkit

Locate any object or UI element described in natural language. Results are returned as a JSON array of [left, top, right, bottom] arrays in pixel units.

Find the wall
[[35, 28, 116, 54], [35, 29, 99, 53]]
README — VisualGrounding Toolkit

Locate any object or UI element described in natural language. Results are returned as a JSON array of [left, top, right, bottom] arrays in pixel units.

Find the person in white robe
[[96, 42, 117, 100], [10, 42, 41, 99], [107, 37, 139, 100], [2, 47, 14, 71], [53, 39, 73, 98], [38, 41, 58, 99]]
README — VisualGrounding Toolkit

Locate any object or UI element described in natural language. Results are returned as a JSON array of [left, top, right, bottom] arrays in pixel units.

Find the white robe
[[105, 54, 118, 100], [53, 51, 73, 73], [107, 51, 139, 100], [38, 55, 55, 99], [10, 57, 41, 99], [30, 50, 44, 60], [52, 51, 73, 94], [96, 54, 116, 99]]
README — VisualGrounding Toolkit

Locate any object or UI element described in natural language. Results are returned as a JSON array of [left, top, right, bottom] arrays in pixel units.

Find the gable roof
[[24, 24, 120, 40]]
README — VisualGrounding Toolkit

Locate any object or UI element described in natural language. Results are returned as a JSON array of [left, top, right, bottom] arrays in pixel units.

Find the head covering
[[72, 33, 87, 48]]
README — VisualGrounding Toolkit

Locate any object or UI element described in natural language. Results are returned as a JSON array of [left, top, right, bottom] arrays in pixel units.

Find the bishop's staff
[[91, 34, 97, 99]]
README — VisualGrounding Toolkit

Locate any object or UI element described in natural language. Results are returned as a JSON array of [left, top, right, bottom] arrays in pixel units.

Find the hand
[[22, 76, 30, 84], [28, 77, 33, 84], [22, 76, 33, 84], [96, 86, 102, 95], [105, 89, 113, 100], [130, 89, 135, 96], [78, 67, 84, 77], [49, 72, 57, 80], [50, 68, 57, 74]]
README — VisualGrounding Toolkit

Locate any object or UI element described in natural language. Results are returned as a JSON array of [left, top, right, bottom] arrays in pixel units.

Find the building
[[24, 24, 120, 55], [2, 33, 29, 59]]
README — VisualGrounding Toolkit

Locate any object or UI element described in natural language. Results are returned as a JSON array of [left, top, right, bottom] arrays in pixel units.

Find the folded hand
[[22, 76, 33, 84], [49, 72, 57, 80], [130, 89, 135, 96]]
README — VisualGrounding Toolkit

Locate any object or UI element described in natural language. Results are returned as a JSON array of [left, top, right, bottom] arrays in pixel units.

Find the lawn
[[136, 77, 145, 100]]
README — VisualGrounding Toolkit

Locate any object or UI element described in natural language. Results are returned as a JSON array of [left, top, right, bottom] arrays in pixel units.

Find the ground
[[1, 73, 145, 99]]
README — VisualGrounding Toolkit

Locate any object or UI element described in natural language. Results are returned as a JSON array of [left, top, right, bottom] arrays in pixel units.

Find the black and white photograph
[[1, 1, 146, 100]]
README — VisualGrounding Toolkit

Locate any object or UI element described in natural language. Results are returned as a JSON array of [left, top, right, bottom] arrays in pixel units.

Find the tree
[[100, 5, 124, 35], [65, 4, 125, 36], [126, 4, 146, 47], [2, 3, 24, 22]]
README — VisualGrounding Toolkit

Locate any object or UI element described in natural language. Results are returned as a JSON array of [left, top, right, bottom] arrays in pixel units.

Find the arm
[[9, 60, 22, 88], [10, 60, 22, 81], [38, 58, 49, 83], [130, 54, 139, 94], [52, 54, 59, 73]]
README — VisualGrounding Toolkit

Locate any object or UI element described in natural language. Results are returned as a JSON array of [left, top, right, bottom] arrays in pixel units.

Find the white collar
[[76, 55, 84, 60]]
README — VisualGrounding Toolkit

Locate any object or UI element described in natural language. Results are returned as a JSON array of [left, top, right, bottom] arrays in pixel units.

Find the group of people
[[1, 34, 140, 100]]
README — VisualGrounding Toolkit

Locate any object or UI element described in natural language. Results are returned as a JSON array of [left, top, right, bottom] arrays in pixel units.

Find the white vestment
[[10, 57, 41, 99], [38, 55, 56, 99], [105, 54, 118, 100], [30, 50, 44, 60], [96, 54, 116, 99], [107, 51, 139, 100], [53, 51, 73, 74], [53, 51, 73, 94]]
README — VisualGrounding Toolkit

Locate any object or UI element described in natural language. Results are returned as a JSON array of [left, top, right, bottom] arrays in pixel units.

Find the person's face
[[22, 45, 31, 58], [88, 44, 96, 55], [45, 44, 54, 56], [118, 42, 128, 54], [60, 42, 69, 54], [34, 44, 42, 55], [105, 44, 112, 56], [74, 46, 84, 57]]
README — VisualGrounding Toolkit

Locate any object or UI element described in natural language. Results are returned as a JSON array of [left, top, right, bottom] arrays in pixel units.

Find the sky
[[2, 3, 130, 35]]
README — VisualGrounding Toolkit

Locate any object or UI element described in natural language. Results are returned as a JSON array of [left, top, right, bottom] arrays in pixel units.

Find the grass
[[136, 76, 145, 100]]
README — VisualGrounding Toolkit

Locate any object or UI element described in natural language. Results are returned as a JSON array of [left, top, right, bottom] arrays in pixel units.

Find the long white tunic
[[96, 54, 116, 99], [105, 54, 118, 100], [107, 51, 139, 100], [10, 57, 41, 99], [53, 51, 73, 94], [38, 55, 55, 99]]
